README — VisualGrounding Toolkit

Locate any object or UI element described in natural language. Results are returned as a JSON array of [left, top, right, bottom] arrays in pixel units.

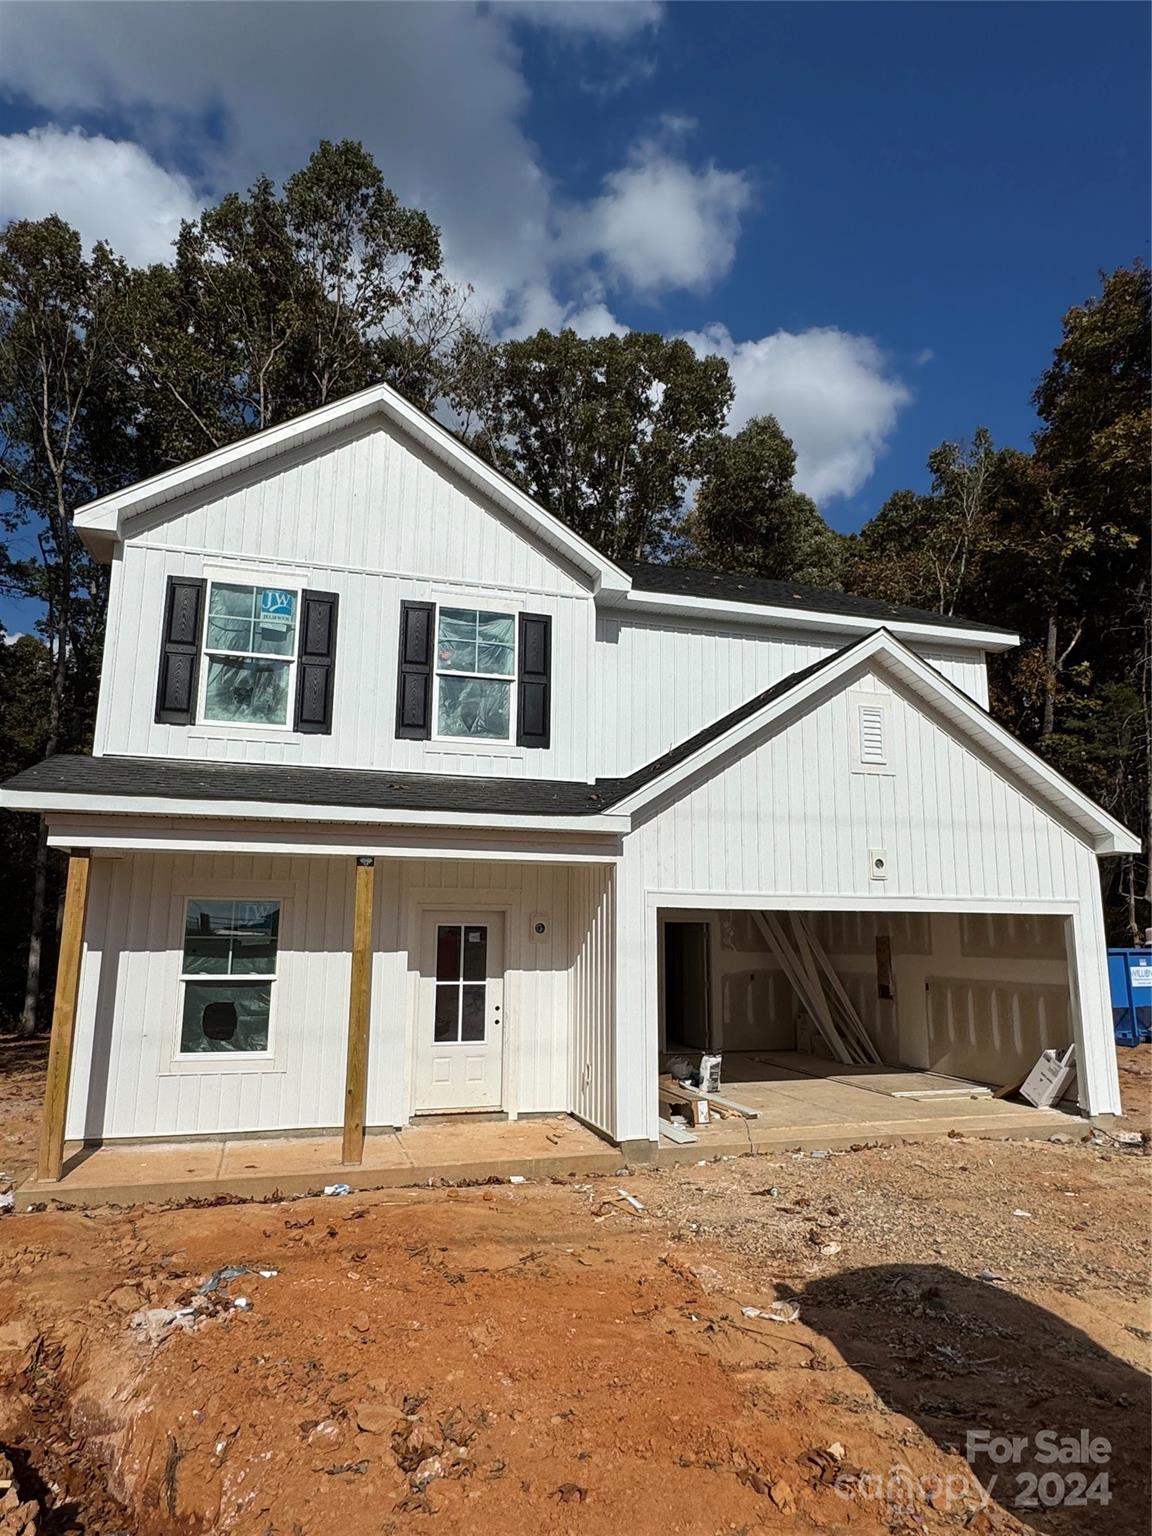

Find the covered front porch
[[30, 808, 626, 1190]]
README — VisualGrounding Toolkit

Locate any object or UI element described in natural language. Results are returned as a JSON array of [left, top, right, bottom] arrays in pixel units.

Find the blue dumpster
[[1108, 948, 1152, 1045]]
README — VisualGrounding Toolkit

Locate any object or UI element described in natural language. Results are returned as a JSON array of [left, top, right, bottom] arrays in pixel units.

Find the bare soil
[[0, 1040, 1148, 1536]]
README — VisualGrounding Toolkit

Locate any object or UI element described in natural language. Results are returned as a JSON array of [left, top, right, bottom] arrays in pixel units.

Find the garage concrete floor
[[661, 1050, 1081, 1161]]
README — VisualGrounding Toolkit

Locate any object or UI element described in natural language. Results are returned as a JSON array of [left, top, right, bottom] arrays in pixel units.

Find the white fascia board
[[877, 647, 1143, 856], [607, 587, 1020, 653], [614, 627, 1142, 854], [44, 814, 622, 863], [0, 786, 630, 836], [73, 382, 631, 595]]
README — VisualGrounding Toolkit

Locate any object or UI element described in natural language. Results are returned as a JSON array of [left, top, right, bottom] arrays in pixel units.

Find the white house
[[2, 381, 1138, 1181]]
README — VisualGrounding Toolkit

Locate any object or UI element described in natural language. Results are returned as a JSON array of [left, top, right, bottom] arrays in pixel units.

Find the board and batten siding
[[67, 851, 606, 1142], [612, 663, 1118, 1136], [67, 852, 356, 1141], [366, 858, 575, 1129], [594, 614, 990, 778], [93, 420, 598, 782], [569, 864, 617, 1139]]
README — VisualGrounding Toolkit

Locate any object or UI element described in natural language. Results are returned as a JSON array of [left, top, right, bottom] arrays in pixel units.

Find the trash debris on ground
[[323, 1183, 352, 1196], [616, 1188, 644, 1212], [508, 1175, 526, 1184], [0, 1193, 13, 1212], [197, 1264, 251, 1295], [1012, 1208, 1033, 1218], [740, 1301, 800, 1324], [975, 1268, 1007, 1283], [130, 1305, 198, 1347]]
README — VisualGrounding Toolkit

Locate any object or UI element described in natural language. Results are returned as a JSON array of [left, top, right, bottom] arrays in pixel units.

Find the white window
[[433, 606, 517, 741], [178, 898, 280, 1055], [201, 581, 298, 726]]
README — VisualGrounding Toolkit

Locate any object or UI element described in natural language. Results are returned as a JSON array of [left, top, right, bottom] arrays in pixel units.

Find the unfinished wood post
[[37, 849, 92, 1183], [342, 856, 376, 1166]]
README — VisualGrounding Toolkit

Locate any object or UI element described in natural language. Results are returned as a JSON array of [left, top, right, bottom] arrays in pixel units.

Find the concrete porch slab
[[15, 1115, 623, 1210]]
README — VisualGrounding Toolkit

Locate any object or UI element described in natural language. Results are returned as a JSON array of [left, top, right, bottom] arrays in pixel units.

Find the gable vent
[[859, 704, 886, 764]]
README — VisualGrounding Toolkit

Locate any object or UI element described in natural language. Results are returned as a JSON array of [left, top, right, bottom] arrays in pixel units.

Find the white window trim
[[197, 574, 301, 734], [163, 883, 293, 1074], [430, 598, 521, 747], [849, 691, 895, 776]]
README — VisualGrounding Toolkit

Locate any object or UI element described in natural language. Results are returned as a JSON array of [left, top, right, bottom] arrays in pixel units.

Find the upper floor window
[[434, 607, 517, 741], [202, 582, 298, 726]]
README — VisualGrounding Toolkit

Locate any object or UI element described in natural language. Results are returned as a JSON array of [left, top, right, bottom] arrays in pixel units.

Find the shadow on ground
[[796, 1264, 1151, 1535]]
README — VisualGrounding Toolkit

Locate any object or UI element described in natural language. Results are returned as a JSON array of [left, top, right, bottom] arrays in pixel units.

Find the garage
[[658, 905, 1080, 1133]]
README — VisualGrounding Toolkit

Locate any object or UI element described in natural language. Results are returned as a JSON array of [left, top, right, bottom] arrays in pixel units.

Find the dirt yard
[[0, 1041, 1148, 1536]]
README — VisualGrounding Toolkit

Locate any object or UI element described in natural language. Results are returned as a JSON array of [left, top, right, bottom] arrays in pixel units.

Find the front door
[[414, 912, 505, 1112]]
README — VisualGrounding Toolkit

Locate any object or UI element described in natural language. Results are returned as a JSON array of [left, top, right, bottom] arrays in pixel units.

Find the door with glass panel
[[414, 912, 505, 1112]]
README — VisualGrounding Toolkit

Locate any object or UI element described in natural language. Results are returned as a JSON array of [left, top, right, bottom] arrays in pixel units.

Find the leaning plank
[[790, 914, 881, 1065], [753, 912, 855, 1065], [659, 1117, 698, 1144]]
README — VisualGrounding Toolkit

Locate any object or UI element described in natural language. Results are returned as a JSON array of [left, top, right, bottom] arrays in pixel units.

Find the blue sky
[[0, 1, 1148, 634]]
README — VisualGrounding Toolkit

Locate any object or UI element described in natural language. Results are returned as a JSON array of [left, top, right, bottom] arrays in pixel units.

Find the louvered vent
[[859, 704, 886, 764]]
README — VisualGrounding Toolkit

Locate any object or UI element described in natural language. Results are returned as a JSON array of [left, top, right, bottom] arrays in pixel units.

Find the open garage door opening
[[658, 907, 1081, 1135]]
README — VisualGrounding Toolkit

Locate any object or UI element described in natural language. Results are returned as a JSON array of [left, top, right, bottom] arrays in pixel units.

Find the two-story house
[[2, 381, 1137, 1186]]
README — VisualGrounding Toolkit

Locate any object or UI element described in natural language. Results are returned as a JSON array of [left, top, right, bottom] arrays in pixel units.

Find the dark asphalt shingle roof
[[1, 642, 856, 819], [623, 562, 1007, 636]]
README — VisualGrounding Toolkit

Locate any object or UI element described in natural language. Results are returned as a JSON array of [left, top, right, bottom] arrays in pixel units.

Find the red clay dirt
[[0, 1039, 1148, 1536]]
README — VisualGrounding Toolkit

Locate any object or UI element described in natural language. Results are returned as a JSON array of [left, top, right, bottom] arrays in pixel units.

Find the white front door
[[414, 912, 505, 1112]]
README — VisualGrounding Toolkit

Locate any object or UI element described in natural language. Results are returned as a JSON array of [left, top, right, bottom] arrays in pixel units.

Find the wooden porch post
[[37, 849, 92, 1183], [342, 856, 376, 1165]]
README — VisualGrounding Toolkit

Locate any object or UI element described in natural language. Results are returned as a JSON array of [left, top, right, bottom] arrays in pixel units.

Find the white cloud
[[0, 4, 748, 329], [564, 137, 753, 296], [0, 127, 201, 265], [490, 1, 662, 38], [683, 324, 912, 503]]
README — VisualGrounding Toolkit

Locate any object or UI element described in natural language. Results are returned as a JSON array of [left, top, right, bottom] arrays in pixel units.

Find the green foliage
[[687, 415, 844, 586], [848, 265, 1150, 939], [124, 139, 467, 468], [0, 634, 55, 1027], [456, 328, 733, 563]]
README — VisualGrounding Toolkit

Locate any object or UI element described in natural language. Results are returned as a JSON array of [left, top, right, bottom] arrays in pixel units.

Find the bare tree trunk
[[1041, 612, 1058, 740], [18, 821, 50, 1035]]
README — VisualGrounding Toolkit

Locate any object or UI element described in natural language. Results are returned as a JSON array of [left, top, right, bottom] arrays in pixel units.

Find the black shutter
[[155, 575, 206, 725], [294, 590, 339, 734], [517, 612, 551, 749], [396, 601, 435, 739]]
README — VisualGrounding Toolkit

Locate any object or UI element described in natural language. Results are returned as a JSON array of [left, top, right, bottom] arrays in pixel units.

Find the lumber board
[[37, 850, 92, 1183], [659, 1117, 698, 1144], [342, 856, 376, 1165]]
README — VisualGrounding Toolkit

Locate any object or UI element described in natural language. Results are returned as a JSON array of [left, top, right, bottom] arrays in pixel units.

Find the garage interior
[[658, 907, 1079, 1135]]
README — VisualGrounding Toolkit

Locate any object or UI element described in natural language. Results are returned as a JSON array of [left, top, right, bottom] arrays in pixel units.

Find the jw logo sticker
[[260, 590, 295, 624]]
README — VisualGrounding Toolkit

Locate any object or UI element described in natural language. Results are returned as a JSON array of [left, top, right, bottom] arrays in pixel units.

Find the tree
[[847, 428, 1006, 617], [457, 329, 732, 563], [0, 217, 137, 1033], [1030, 262, 1151, 937], [686, 415, 844, 585], [124, 139, 471, 469], [0, 633, 53, 1028]]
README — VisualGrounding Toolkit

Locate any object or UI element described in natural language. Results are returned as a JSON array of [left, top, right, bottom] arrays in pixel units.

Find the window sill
[[161, 1056, 286, 1076]]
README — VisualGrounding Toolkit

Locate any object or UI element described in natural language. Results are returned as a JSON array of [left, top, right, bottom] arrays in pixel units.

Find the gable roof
[[3, 629, 1137, 854], [609, 627, 1141, 854], [72, 381, 631, 596], [624, 562, 1013, 640]]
